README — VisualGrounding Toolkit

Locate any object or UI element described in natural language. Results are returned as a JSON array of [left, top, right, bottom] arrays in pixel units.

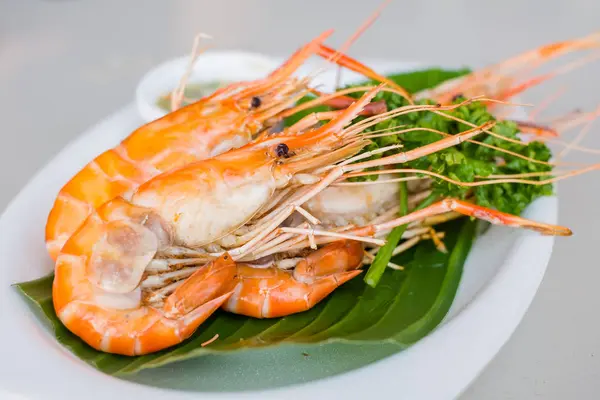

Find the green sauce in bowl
[[156, 81, 228, 111]]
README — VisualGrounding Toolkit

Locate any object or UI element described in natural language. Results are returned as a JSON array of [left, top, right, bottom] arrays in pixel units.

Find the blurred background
[[2, 0, 599, 398]]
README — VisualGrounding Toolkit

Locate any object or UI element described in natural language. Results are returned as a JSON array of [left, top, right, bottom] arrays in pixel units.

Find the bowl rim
[[135, 50, 284, 123]]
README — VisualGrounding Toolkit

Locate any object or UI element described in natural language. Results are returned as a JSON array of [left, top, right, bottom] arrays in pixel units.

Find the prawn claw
[[163, 253, 235, 318]]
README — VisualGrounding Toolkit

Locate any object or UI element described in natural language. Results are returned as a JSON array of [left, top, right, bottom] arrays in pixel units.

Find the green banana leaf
[[13, 67, 475, 376], [15, 218, 475, 375]]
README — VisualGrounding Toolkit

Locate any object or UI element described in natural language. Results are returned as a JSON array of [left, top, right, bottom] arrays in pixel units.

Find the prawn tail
[[54, 252, 236, 356], [222, 268, 361, 319], [293, 240, 364, 281], [141, 292, 232, 354], [163, 253, 236, 318], [222, 241, 363, 319]]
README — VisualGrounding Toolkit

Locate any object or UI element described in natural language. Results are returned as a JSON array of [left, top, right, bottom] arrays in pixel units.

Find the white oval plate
[[0, 54, 556, 400]]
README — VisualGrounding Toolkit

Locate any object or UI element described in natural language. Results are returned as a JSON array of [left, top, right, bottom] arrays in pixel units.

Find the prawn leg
[[269, 198, 572, 256], [286, 108, 386, 134], [308, 89, 388, 116], [348, 198, 572, 238], [513, 120, 559, 138]]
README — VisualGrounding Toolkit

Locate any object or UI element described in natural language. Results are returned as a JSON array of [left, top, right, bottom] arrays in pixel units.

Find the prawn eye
[[250, 96, 262, 108], [275, 143, 290, 158]]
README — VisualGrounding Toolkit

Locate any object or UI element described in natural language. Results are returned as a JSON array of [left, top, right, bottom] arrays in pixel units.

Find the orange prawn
[[316, 32, 600, 138], [52, 197, 236, 356], [44, 29, 400, 262], [281, 32, 600, 233], [50, 86, 388, 355], [222, 240, 364, 318], [414, 31, 600, 108]]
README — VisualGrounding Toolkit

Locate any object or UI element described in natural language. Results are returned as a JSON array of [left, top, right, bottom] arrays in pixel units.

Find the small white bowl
[[135, 51, 283, 123]]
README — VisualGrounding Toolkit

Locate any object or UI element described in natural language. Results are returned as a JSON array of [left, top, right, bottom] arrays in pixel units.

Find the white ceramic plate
[[0, 53, 557, 400]]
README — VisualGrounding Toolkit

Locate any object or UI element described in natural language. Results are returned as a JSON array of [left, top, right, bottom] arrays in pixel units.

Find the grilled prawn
[[44, 30, 399, 261]]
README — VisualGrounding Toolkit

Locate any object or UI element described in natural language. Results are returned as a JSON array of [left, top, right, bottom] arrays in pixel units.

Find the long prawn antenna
[[171, 32, 213, 112], [304, 0, 392, 83]]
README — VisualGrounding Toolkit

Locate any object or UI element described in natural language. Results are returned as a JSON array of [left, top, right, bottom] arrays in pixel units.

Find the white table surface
[[2, 1, 599, 398]]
